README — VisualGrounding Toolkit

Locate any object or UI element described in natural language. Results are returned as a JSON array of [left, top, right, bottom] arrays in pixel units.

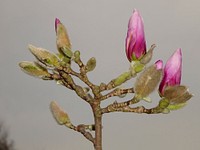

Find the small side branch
[[101, 104, 163, 114], [66, 124, 95, 143], [76, 124, 95, 143], [100, 88, 134, 101]]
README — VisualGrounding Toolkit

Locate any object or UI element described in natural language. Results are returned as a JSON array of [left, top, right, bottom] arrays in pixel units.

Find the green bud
[[74, 50, 80, 63], [134, 64, 162, 99], [28, 44, 60, 67], [50, 101, 71, 125], [19, 61, 50, 78], [158, 98, 170, 109], [75, 85, 87, 98], [86, 57, 96, 72]]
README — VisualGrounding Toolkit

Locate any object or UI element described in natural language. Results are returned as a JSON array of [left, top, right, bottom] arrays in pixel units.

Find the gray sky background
[[0, 0, 200, 150]]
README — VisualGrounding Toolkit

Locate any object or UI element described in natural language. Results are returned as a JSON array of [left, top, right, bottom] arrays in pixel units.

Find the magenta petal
[[159, 49, 182, 95], [155, 60, 163, 70], [125, 9, 146, 62], [55, 18, 61, 32]]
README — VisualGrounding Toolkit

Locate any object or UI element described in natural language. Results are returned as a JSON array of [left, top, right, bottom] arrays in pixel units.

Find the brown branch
[[76, 124, 95, 143], [101, 105, 163, 114], [100, 87, 134, 101], [101, 97, 140, 114]]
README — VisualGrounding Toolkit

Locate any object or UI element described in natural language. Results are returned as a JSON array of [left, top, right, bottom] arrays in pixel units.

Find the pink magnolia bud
[[125, 9, 146, 62], [159, 48, 182, 95], [55, 18, 61, 33]]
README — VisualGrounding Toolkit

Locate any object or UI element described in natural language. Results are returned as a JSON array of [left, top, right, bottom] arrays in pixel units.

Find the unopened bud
[[19, 61, 50, 78], [50, 101, 71, 125], [29, 44, 60, 67], [134, 64, 162, 99], [86, 57, 96, 72], [74, 50, 80, 63], [55, 18, 72, 57]]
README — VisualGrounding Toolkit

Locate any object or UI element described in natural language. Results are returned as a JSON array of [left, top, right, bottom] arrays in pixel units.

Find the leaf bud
[[86, 57, 96, 72]]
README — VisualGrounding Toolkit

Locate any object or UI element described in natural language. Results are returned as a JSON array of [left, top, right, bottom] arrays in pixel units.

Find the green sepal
[[158, 98, 170, 109], [60, 47, 73, 58], [133, 62, 145, 73], [167, 103, 187, 111], [140, 44, 155, 65]]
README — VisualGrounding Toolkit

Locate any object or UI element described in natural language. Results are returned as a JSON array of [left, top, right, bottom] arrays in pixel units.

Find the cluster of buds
[[125, 10, 192, 112], [19, 9, 192, 150]]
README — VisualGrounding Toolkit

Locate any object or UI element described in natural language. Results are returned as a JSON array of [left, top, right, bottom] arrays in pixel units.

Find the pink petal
[[55, 18, 61, 32], [159, 49, 182, 95], [125, 10, 146, 61], [155, 60, 163, 70]]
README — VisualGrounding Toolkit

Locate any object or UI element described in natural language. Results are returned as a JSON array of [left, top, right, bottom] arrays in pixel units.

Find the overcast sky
[[0, 0, 200, 150]]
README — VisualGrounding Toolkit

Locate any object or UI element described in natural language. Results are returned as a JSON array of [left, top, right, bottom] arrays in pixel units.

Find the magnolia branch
[[101, 104, 162, 114], [66, 123, 95, 143], [100, 87, 134, 101]]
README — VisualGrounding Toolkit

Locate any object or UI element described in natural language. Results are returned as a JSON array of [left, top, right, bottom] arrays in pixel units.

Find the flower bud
[[125, 9, 146, 62], [159, 49, 182, 95], [19, 61, 50, 78], [28, 44, 60, 68], [55, 18, 72, 58], [74, 50, 80, 63], [134, 63, 162, 99], [50, 101, 71, 125]]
